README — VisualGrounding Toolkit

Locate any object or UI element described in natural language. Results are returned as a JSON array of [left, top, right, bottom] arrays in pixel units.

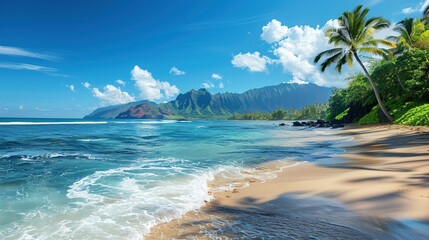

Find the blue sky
[[0, 0, 426, 118]]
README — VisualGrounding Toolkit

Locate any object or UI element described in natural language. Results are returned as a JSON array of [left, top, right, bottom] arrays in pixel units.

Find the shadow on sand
[[169, 194, 429, 239]]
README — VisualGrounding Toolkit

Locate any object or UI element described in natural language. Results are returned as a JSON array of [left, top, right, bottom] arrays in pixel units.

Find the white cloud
[[169, 66, 186, 75], [82, 82, 91, 89], [219, 81, 224, 89], [0, 45, 58, 61], [260, 19, 289, 44], [401, 0, 429, 14], [231, 52, 271, 72], [368, 0, 382, 6], [0, 63, 56, 72], [374, 24, 398, 41], [402, 7, 417, 14], [116, 79, 126, 85], [131, 65, 180, 101], [421, 0, 429, 11], [257, 19, 354, 87], [66, 84, 75, 92], [288, 79, 308, 85], [201, 81, 214, 89], [92, 85, 135, 106], [211, 73, 222, 80]]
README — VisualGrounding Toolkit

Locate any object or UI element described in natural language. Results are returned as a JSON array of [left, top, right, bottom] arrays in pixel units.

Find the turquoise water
[[0, 119, 348, 239]]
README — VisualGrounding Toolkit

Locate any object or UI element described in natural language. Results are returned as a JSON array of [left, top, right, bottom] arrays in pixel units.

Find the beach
[[147, 124, 429, 239]]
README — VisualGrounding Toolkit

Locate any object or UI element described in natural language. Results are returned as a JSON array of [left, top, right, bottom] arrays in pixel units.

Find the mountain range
[[84, 83, 334, 119]]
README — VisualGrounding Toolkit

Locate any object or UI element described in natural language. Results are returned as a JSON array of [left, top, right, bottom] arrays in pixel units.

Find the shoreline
[[146, 124, 429, 239]]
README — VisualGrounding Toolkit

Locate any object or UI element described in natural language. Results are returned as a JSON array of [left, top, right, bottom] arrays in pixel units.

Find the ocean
[[0, 119, 349, 239]]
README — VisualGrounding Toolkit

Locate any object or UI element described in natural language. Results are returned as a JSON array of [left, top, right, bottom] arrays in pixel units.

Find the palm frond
[[314, 48, 344, 63], [365, 39, 396, 48], [320, 52, 345, 72], [358, 47, 390, 58], [366, 17, 390, 30], [335, 52, 348, 73], [347, 51, 354, 68]]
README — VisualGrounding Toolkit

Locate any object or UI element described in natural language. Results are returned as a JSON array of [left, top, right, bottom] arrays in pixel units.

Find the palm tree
[[314, 5, 395, 121], [389, 18, 415, 50]]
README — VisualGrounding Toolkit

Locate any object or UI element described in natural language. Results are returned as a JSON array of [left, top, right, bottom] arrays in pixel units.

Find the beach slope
[[147, 125, 429, 239]]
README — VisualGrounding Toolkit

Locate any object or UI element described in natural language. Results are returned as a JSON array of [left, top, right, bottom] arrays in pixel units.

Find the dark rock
[[279, 123, 286, 126], [292, 121, 304, 126]]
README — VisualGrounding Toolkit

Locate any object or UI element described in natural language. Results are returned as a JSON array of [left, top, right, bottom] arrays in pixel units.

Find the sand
[[146, 124, 429, 239]]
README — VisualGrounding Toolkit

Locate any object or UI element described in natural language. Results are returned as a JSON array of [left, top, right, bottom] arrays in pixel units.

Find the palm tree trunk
[[353, 52, 394, 122], [396, 74, 405, 90]]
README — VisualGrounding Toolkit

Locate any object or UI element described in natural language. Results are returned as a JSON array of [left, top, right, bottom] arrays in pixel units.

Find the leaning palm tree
[[314, 5, 395, 121]]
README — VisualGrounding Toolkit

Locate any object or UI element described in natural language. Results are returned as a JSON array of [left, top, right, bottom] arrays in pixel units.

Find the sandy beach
[[147, 124, 429, 239]]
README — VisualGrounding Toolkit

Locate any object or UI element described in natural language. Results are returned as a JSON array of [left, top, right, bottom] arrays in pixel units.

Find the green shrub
[[334, 107, 349, 121], [394, 104, 429, 126], [358, 106, 380, 124]]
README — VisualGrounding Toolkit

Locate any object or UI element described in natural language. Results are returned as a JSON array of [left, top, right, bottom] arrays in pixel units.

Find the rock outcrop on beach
[[279, 120, 345, 128], [84, 83, 334, 119]]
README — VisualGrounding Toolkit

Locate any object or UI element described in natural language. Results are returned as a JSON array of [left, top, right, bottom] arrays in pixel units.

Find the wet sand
[[146, 124, 429, 239]]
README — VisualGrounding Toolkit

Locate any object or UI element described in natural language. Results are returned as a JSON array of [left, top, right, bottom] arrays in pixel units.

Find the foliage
[[314, 4, 395, 121], [326, 88, 348, 121], [271, 109, 286, 120], [326, 49, 429, 126], [230, 103, 327, 121], [358, 106, 380, 125], [394, 104, 429, 126], [335, 108, 349, 121], [390, 18, 429, 51], [321, 5, 429, 126]]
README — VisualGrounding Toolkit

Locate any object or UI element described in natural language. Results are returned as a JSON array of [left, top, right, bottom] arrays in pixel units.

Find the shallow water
[[0, 119, 351, 239]]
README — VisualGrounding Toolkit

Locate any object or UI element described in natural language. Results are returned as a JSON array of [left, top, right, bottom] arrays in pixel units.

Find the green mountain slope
[[84, 83, 334, 119]]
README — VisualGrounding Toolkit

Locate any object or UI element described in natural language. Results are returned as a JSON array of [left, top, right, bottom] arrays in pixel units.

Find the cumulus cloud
[[82, 82, 91, 89], [219, 81, 224, 89], [211, 73, 222, 80], [231, 52, 271, 72], [66, 84, 75, 92], [374, 24, 398, 41], [401, 0, 429, 14], [260, 19, 289, 44], [201, 81, 215, 89], [116, 79, 126, 85], [256, 19, 354, 87], [131, 65, 180, 100], [169, 66, 186, 75], [92, 85, 135, 106]]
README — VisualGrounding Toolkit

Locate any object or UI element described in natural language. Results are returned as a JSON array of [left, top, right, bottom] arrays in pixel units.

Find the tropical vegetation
[[318, 5, 429, 126], [229, 103, 327, 120]]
